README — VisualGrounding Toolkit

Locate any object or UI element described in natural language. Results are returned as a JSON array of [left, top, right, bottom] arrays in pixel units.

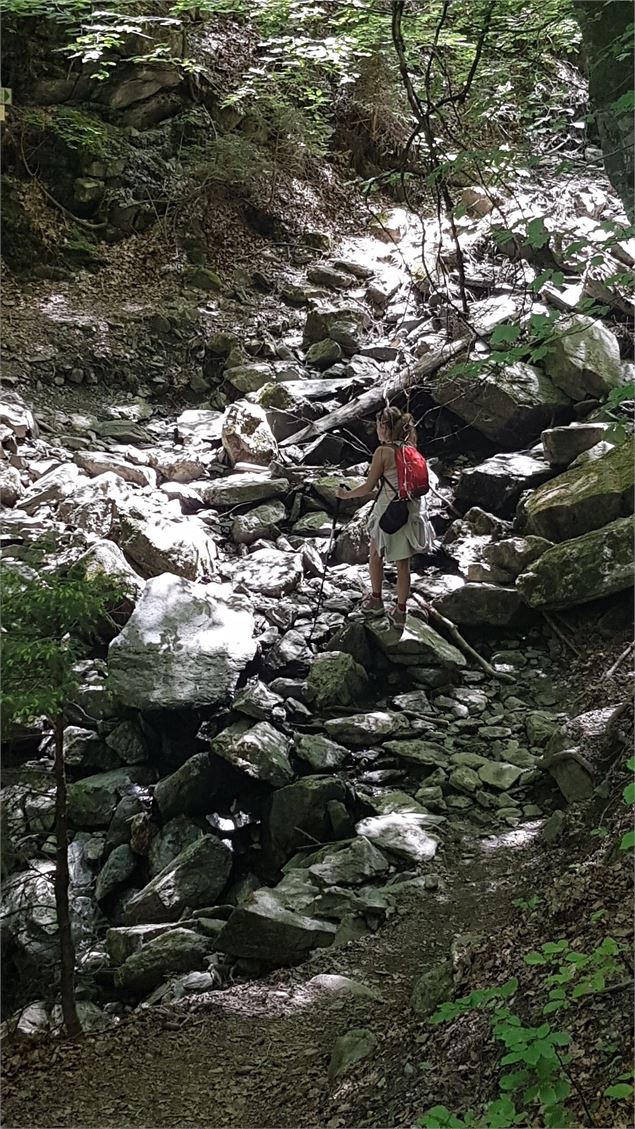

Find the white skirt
[[367, 486, 435, 562]]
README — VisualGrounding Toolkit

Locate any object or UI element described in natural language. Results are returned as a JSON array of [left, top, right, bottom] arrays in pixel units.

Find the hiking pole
[[308, 488, 344, 644]]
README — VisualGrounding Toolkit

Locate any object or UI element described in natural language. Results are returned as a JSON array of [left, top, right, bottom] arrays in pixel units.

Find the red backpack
[[395, 445, 430, 499]]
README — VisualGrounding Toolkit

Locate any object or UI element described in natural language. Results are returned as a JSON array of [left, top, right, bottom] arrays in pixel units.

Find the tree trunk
[[53, 715, 81, 1039]]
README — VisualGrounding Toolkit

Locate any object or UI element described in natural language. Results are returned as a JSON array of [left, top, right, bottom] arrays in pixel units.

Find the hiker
[[336, 405, 434, 626]]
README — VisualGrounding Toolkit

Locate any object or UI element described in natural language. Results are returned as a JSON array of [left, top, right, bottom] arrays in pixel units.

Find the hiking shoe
[[361, 594, 384, 617], [387, 604, 406, 629]]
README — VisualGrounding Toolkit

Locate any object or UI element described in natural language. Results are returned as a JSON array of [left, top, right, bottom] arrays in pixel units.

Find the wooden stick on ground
[[413, 596, 515, 683], [542, 611, 582, 658], [604, 640, 635, 681]]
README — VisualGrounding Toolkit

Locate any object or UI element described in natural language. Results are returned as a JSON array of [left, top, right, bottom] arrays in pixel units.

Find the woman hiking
[[336, 405, 434, 627]]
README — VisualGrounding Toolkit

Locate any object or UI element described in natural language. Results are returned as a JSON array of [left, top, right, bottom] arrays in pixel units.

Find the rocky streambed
[[1, 182, 633, 1041]]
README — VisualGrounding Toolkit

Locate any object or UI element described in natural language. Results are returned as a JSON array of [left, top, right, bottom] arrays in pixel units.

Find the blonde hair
[[377, 405, 415, 443]]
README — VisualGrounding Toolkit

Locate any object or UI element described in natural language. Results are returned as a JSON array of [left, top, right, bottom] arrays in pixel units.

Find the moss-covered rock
[[517, 516, 634, 610], [543, 316, 622, 400], [306, 651, 368, 710], [522, 441, 634, 542]]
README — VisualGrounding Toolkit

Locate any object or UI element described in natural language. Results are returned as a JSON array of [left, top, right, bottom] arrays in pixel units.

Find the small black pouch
[[379, 497, 409, 534]]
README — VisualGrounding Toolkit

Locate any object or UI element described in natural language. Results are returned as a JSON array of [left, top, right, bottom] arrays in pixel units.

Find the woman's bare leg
[[396, 558, 410, 607], [369, 542, 384, 598]]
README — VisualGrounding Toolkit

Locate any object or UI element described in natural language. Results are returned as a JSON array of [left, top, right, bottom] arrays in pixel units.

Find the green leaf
[[524, 951, 547, 965], [526, 216, 549, 249], [604, 1083, 634, 1099], [623, 782, 635, 804], [548, 1031, 571, 1046], [619, 830, 634, 851]]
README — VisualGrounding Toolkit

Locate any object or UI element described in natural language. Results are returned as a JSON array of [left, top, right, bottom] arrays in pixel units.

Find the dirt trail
[[3, 828, 542, 1129]]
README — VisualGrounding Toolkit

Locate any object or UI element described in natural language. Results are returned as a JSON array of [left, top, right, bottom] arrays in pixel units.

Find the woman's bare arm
[[336, 447, 385, 499]]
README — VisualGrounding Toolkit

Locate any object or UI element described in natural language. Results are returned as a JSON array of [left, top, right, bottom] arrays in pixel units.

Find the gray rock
[[525, 710, 561, 747], [104, 720, 148, 765], [433, 362, 571, 447], [230, 548, 303, 597], [308, 836, 389, 886], [76, 540, 145, 613], [482, 536, 551, 579], [434, 583, 524, 627], [148, 816, 205, 878], [107, 575, 256, 710], [217, 889, 337, 965], [104, 793, 145, 852], [324, 711, 410, 746], [154, 754, 217, 820], [58, 473, 131, 538], [224, 362, 274, 393], [367, 618, 466, 670], [307, 264, 355, 290], [222, 400, 278, 467], [63, 726, 118, 772], [329, 1028, 377, 1083], [306, 651, 368, 710], [449, 766, 480, 794], [269, 776, 347, 858], [176, 409, 224, 442], [0, 464, 23, 506], [411, 960, 453, 1017], [541, 810, 566, 843], [74, 451, 156, 488], [307, 973, 382, 1001], [114, 928, 214, 993], [333, 500, 373, 565], [355, 813, 441, 863], [96, 844, 137, 901], [211, 721, 293, 786], [119, 515, 216, 581], [391, 690, 431, 714], [541, 422, 610, 466], [544, 315, 622, 400], [192, 473, 289, 508], [68, 767, 149, 829], [477, 762, 524, 790], [294, 734, 348, 770], [21, 462, 84, 513], [292, 510, 332, 537], [124, 835, 232, 924], [517, 517, 634, 609], [106, 921, 183, 966], [383, 739, 447, 768], [305, 339, 343, 370], [303, 306, 371, 352], [231, 501, 286, 545], [233, 681, 284, 720], [456, 451, 554, 516]]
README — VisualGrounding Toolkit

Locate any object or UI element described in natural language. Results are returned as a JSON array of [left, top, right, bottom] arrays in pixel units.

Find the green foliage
[[512, 894, 542, 912], [619, 754, 635, 851], [0, 567, 121, 729]]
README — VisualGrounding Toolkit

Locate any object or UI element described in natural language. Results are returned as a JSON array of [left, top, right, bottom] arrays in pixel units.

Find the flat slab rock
[[216, 889, 337, 966], [107, 574, 256, 710], [355, 812, 442, 863], [367, 617, 466, 669], [324, 711, 411, 746]]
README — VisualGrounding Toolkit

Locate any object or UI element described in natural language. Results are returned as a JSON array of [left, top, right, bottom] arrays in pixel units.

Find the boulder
[[224, 362, 275, 394], [411, 960, 454, 1017], [305, 339, 343, 370], [544, 315, 622, 400], [222, 401, 278, 467], [328, 1028, 377, 1083], [303, 306, 371, 353], [230, 548, 303, 597], [433, 583, 524, 627], [540, 704, 625, 803], [482, 536, 551, 578], [104, 719, 148, 765], [0, 464, 23, 507], [231, 501, 286, 545], [333, 500, 372, 564], [154, 755, 218, 819], [148, 816, 205, 877], [75, 540, 145, 614], [21, 463, 84, 513], [95, 844, 137, 902], [192, 473, 289, 508], [211, 721, 294, 786], [541, 422, 611, 466], [58, 473, 130, 537], [292, 511, 332, 537], [456, 451, 553, 517], [68, 767, 149, 829], [522, 442, 634, 542], [478, 762, 524, 791], [107, 575, 256, 709], [114, 928, 213, 994], [106, 922, 183, 966], [176, 409, 223, 442], [525, 710, 561, 747], [383, 740, 447, 768], [124, 835, 232, 924], [119, 515, 216, 581], [312, 475, 367, 513], [366, 618, 466, 669], [308, 837, 389, 886], [355, 812, 441, 863], [233, 681, 284, 720], [324, 711, 410, 746], [305, 651, 368, 710], [294, 733, 348, 770], [216, 889, 336, 965], [74, 452, 156, 488], [517, 517, 634, 610], [268, 776, 348, 859], [432, 362, 571, 447], [307, 265, 354, 291]]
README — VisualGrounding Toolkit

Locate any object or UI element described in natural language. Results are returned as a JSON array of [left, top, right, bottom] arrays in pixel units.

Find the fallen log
[[280, 297, 517, 447]]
